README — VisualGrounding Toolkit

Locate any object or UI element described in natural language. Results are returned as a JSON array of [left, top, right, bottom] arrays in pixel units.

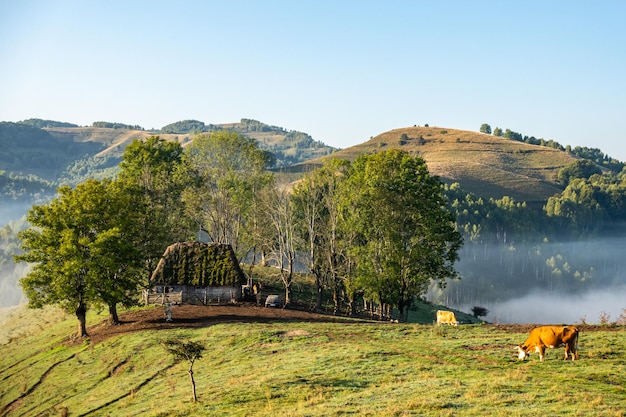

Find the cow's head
[[516, 345, 529, 360]]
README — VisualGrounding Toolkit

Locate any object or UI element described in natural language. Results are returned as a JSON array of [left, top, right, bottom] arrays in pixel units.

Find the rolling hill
[[289, 126, 580, 203], [1, 118, 614, 207]]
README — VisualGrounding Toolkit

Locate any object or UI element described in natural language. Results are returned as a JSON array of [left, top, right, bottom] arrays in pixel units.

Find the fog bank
[[454, 286, 626, 324]]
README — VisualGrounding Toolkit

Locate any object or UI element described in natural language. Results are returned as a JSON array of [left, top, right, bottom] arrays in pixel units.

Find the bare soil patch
[[85, 303, 362, 345], [82, 304, 622, 346]]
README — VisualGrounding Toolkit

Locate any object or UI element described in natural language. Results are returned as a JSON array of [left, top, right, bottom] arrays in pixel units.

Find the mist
[[452, 286, 626, 324], [0, 202, 30, 308], [434, 237, 626, 324]]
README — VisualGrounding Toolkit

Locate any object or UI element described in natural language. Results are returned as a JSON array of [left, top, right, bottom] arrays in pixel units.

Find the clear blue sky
[[2, 1, 626, 161]]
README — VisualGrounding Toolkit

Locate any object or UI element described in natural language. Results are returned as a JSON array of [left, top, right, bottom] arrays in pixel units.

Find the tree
[[471, 305, 489, 319], [118, 137, 191, 285], [16, 179, 144, 335], [162, 339, 205, 402], [493, 127, 503, 137], [342, 149, 463, 319], [292, 158, 351, 313], [557, 160, 602, 186], [88, 180, 145, 324], [479, 124, 492, 134], [182, 131, 273, 258], [264, 179, 298, 306]]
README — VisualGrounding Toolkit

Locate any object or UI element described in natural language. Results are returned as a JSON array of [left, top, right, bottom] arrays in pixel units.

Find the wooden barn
[[143, 241, 246, 305]]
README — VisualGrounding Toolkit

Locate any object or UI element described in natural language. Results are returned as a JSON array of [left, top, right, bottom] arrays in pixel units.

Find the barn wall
[[145, 284, 242, 305]]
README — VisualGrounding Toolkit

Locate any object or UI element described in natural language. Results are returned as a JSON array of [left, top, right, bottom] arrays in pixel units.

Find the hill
[[44, 118, 337, 168], [2, 119, 615, 204], [289, 126, 580, 203], [0, 119, 337, 214], [0, 303, 624, 416]]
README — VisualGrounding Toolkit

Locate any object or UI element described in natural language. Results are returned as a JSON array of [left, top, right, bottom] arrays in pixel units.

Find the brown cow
[[516, 325, 579, 361]]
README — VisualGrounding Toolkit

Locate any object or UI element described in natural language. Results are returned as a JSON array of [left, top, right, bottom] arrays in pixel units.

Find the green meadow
[[0, 305, 624, 417]]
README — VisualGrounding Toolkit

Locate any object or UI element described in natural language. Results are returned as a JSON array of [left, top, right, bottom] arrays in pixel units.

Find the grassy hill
[[44, 127, 188, 158], [289, 126, 580, 203], [0, 119, 598, 204], [45, 119, 337, 168], [0, 304, 624, 416]]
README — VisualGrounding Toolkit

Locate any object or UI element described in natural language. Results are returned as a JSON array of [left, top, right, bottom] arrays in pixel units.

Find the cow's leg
[[569, 342, 578, 361], [537, 346, 545, 361]]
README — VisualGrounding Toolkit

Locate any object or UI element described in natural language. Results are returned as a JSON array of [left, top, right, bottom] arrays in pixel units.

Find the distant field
[[1, 304, 623, 416]]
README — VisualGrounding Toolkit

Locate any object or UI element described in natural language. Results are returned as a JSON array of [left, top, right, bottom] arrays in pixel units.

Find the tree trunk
[[314, 271, 323, 312], [108, 303, 120, 325], [188, 367, 197, 402], [76, 302, 88, 337]]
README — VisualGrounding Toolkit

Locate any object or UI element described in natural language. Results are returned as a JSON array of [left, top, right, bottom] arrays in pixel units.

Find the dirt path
[[85, 303, 363, 345], [82, 303, 620, 345]]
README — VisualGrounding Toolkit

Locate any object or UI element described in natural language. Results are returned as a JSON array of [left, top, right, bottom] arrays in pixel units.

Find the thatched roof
[[150, 242, 246, 286]]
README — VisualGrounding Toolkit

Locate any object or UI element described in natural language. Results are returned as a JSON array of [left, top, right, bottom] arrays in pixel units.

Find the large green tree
[[342, 149, 462, 319], [118, 136, 191, 285], [16, 179, 144, 336], [182, 130, 273, 258]]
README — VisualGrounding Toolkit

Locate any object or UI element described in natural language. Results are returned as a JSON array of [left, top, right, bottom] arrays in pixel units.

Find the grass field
[[0, 305, 624, 417]]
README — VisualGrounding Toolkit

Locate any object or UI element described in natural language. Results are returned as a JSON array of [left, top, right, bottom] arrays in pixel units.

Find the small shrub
[[599, 311, 611, 325], [471, 306, 489, 319], [615, 308, 626, 325]]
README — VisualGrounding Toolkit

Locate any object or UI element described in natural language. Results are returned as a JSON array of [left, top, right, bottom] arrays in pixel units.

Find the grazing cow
[[436, 310, 458, 326], [517, 325, 579, 361]]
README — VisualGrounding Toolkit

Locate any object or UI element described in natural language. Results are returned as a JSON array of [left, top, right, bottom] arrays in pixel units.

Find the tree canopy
[[16, 179, 144, 335]]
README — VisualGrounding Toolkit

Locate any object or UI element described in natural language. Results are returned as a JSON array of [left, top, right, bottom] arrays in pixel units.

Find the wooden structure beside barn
[[143, 241, 246, 305]]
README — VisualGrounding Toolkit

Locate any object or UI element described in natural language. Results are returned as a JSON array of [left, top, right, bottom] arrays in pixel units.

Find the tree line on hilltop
[[480, 123, 624, 173]]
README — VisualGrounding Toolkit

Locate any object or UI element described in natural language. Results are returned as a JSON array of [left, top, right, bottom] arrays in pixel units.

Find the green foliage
[[557, 159, 602, 185], [0, 122, 104, 179], [0, 170, 56, 201], [568, 145, 624, 172], [15, 179, 145, 333], [160, 119, 208, 134], [182, 130, 274, 257], [162, 338, 205, 363], [18, 118, 78, 128], [59, 154, 121, 185], [91, 121, 144, 130], [342, 150, 463, 315], [293, 152, 463, 317], [118, 137, 193, 283], [239, 118, 286, 133], [479, 123, 491, 134], [545, 170, 626, 235], [493, 127, 503, 136]]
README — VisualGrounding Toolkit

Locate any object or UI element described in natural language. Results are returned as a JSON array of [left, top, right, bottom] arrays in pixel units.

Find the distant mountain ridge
[[1, 118, 621, 206]]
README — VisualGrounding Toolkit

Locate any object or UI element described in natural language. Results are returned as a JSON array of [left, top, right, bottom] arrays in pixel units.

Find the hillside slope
[[1, 304, 624, 417], [45, 119, 337, 167], [291, 126, 579, 203]]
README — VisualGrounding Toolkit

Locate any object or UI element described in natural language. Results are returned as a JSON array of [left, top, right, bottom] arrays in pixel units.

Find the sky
[[2, 1, 626, 160]]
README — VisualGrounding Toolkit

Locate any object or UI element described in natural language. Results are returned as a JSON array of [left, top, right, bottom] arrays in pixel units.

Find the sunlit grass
[[1, 308, 624, 416]]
